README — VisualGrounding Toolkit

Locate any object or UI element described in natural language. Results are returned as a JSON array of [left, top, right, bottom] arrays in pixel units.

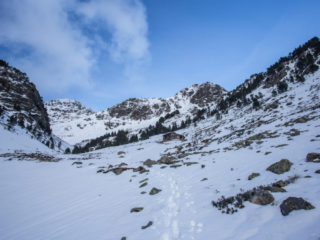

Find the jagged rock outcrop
[[0, 60, 51, 134], [45, 99, 94, 124], [107, 82, 226, 121]]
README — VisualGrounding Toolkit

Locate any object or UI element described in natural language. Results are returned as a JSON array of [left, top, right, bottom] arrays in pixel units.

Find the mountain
[[45, 99, 95, 125], [0, 60, 70, 152], [47, 82, 227, 145], [0, 37, 320, 240], [0, 60, 51, 134], [47, 37, 320, 149]]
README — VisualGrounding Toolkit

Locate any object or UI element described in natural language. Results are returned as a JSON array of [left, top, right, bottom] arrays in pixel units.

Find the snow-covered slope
[[1, 37, 320, 240], [1, 69, 320, 239], [48, 82, 226, 145], [0, 124, 51, 153]]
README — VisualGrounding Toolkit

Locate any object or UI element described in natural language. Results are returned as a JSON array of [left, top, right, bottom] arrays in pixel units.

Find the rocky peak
[[0, 60, 51, 134], [189, 82, 227, 107], [45, 99, 94, 124], [107, 82, 226, 121]]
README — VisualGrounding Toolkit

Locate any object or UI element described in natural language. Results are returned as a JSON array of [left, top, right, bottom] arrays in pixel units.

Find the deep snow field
[[1, 74, 320, 240]]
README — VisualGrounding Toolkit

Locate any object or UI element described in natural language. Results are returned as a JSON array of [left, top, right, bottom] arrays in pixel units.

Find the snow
[[0, 125, 51, 153], [0, 66, 320, 239]]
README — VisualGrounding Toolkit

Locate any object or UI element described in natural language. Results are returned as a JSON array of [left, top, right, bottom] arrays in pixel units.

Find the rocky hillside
[[48, 82, 227, 145], [0, 60, 51, 134], [45, 99, 94, 125], [47, 37, 320, 148], [0, 60, 70, 152]]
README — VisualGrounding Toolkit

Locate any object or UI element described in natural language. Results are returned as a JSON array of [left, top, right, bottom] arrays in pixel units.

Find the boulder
[[248, 172, 260, 180], [130, 207, 143, 213], [272, 180, 290, 187], [112, 168, 126, 175], [158, 155, 176, 165], [143, 159, 157, 168], [306, 153, 320, 162], [149, 187, 162, 195], [72, 161, 82, 165], [249, 190, 274, 205], [266, 159, 293, 174], [280, 197, 315, 216], [141, 221, 153, 230], [139, 182, 147, 188]]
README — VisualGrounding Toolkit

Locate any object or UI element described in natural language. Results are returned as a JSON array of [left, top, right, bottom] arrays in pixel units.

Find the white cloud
[[0, 0, 149, 94], [78, 0, 149, 63]]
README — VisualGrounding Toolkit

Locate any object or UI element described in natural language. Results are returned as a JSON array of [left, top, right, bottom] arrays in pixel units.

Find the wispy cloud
[[0, 0, 149, 95], [78, 0, 149, 63]]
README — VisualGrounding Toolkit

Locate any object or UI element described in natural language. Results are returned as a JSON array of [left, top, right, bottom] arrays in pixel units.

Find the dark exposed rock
[[72, 161, 82, 165], [112, 168, 126, 175], [280, 197, 315, 216], [189, 82, 226, 107], [183, 162, 198, 166], [178, 152, 191, 159], [249, 190, 274, 205], [272, 180, 289, 188], [121, 237, 126, 240], [212, 176, 299, 214], [170, 164, 182, 168], [98, 166, 149, 175], [141, 221, 153, 230], [263, 186, 286, 193], [149, 188, 162, 195], [139, 182, 148, 188], [266, 159, 293, 174], [133, 166, 149, 174], [0, 62, 51, 134], [0, 152, 60, 162], [315, 169, 320, 174], [306, 153, 320, 162], [139, 178, 148, 183], [201, 178, 208, 181], [130, 207, 143, 213], [143, 159, 157, 168], [158, 155, 178, 165], [248, 172, 260, 180]]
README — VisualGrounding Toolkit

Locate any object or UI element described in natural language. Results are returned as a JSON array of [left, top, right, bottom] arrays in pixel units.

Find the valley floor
[[1, 126, 320, 240]]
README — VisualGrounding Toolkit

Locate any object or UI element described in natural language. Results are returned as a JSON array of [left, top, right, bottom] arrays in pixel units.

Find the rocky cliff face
[[107, 82, 226, 121], [0, 60, 51, 134], [45, 99, 94, 125]]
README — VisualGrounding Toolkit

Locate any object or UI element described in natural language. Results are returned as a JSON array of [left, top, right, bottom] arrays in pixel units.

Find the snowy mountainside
[[45, 99, 95, 124], [1, 37, 320, 240], [1, 65, 320, 239], [48, 82, 226, 145]]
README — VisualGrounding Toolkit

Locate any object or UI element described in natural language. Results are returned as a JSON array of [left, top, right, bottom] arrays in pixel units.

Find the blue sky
[[0, 0, 319, 111]]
